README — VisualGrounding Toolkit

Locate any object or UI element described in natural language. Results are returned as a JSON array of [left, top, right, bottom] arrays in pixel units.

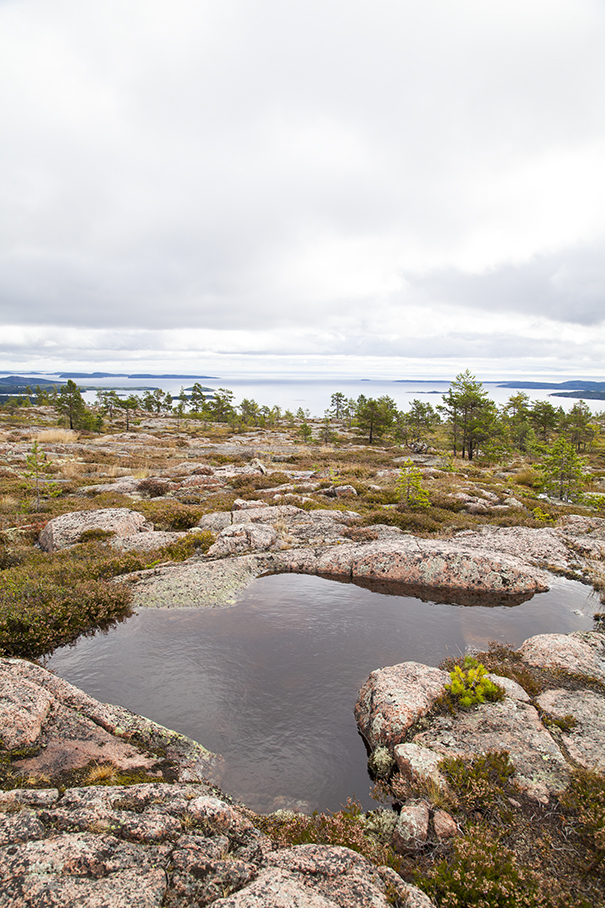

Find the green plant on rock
[[439, 750, 516, 815], [446, 656, 505, 708], [160, 530, 215, 561], [531, 506, 553, 523]]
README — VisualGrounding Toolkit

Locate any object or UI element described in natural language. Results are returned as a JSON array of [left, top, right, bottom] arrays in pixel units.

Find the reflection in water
[[48, 573, 596, 814]]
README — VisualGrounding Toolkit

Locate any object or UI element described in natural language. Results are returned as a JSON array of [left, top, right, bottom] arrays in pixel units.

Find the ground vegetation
[[2, 374, 605, 904]]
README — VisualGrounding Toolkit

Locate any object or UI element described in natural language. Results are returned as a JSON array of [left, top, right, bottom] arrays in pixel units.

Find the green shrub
[[159, 530, 215, 561], [446, 656, 505, 708], [415, 827, 555, 908], [135, 499, 203, 530], [439, 750, 515, 815], [395, 460, 430, 508]]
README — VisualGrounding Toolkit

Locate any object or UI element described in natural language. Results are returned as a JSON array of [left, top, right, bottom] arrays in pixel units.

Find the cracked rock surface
[[0, 785, 434, 908]]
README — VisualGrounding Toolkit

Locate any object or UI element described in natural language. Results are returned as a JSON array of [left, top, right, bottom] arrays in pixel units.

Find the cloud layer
[[1, 0, 604, 376]]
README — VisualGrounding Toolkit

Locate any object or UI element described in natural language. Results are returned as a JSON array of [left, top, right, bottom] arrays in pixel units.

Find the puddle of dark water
[[47, 572, 598, 814]]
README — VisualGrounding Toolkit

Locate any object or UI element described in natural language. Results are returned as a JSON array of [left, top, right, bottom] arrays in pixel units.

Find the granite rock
[[39, 508, 153, 552]]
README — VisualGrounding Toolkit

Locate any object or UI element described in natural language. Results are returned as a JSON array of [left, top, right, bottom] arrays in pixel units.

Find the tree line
[[4, 373, 603, 467], [324, 370, 603, 459]]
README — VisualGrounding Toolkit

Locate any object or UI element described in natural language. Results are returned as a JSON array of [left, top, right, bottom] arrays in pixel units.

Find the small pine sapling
[[395, 459, 430, 509], [446, 656, 505, 708]]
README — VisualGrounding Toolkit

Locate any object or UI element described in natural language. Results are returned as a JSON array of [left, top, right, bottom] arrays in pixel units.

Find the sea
[[2, 372, 596, 417]]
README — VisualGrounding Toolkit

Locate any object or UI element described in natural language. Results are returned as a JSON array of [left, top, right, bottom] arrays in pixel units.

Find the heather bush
[[160, 530, 215, 561], [439, 751, 515, 815], [137, 478, 169, 497], [562, 768, 605, 865], [0, 533, 214, 657], [135, 499, 203, 530], [416, 828, 556, 908], [257, 799, 398, 869]]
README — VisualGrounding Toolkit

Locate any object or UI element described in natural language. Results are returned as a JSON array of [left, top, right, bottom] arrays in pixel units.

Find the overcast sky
[[1, 0, 605, 379]]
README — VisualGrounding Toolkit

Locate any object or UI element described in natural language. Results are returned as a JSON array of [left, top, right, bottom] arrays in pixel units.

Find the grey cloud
[[403, 245, 605, 326], [1, 0, 605, 370]]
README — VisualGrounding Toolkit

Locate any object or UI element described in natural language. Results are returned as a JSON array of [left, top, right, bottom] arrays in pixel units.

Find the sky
[[1, 0, 605, 381]]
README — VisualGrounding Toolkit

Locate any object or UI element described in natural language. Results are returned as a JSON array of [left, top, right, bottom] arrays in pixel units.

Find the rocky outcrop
[[518, 631, 605, 682], [312, 537, 549, 597], [207, 524, 279, 557], [0, 658, 220, 784], [355, 631, 605, 806], [355, 664, 450, 749], [128, 519, 560, 611], [0, 654, 439, 907], [0, 786, 435, 908], [39, 508, 153, 552]]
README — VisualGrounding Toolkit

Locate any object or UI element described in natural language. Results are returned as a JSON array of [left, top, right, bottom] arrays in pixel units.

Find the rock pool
[[48, 572, 598, 813]]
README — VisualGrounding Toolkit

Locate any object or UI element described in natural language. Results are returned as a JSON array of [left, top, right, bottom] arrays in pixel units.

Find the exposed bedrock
[[0, 657, 220, 783], [0, 664, 435, 908], [41, 505, 605, 606], [355, 631, 605, 805], [307, 537, 550, 596]]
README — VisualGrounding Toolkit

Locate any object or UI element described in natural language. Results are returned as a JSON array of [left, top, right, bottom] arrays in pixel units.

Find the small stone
[[232, 498, 268, 510], [433, 809, 458, 840], [392, 800, 429, 852], [393, 743, 448, 792], [334, 485, 358, 498]]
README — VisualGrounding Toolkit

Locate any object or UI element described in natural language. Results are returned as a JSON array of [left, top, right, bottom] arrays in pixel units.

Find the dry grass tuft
[[85, 762, 121, 785], [36, 429, 78, 443]]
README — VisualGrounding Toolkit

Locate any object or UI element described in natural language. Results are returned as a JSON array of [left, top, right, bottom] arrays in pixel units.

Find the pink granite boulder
[[39, 508, 153, 552], [355, 662, 449, 749]]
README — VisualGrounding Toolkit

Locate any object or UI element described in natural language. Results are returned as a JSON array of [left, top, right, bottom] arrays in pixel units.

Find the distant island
[[497, 379, 605, 401], [498, 379, 605, 391], [58, 372, 219, 380]]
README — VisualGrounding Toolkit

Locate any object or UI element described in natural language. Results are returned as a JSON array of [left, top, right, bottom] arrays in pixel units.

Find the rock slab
[[39, 508, 153, 552], [0, 786, 435, 908]]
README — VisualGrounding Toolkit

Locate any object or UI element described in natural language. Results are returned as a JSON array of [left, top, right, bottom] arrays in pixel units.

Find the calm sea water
[[7, 371, 588, 416], [48, 572, 598, 814]]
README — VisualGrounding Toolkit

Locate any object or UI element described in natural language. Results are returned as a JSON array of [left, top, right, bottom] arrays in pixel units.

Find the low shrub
[[0, 542, 154, 658], [256, 799, 399, 870], [135, 499, 203, 530], [415, 827, 557, 908], [0, 572, 132, 658], [439, 750, 515, 815], [159, 530, 215, 561], [231, 472, 290, 491], [137, 478, 169, 498], [428, 491, 466, 512], [78, 528, 116, 543], [561, 768, 605, 867], [514, 467, 541, 488], [445, 655, 505, 708], [460, 643, 543, 697]]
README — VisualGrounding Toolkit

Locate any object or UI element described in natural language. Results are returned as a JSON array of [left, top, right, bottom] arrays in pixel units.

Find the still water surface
[[48, 573, 598, 814]]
